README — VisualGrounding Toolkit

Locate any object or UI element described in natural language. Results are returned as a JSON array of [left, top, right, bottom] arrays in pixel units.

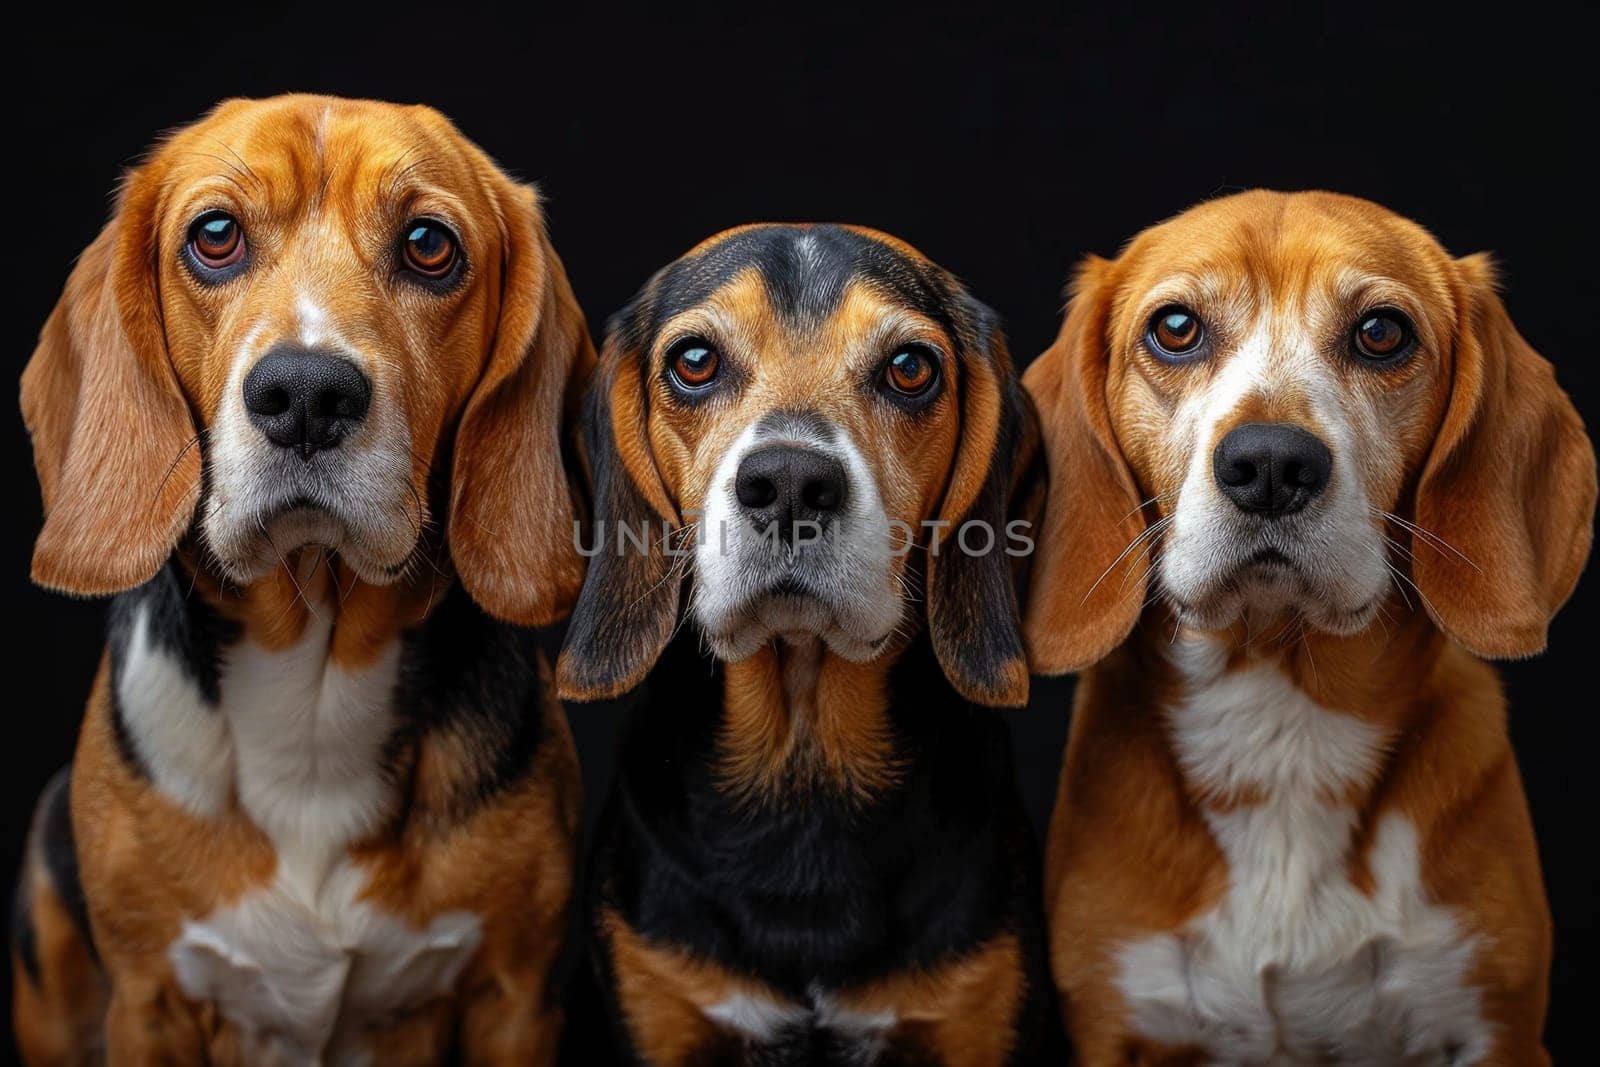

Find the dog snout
[[243, 347, 371, 460], [1212, 422, 1332, 517], [734, 445, 848, 540]]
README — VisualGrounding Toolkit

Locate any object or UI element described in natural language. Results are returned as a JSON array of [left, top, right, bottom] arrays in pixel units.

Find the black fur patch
[[591, 631, 1055, 1064], [926, 367, 1035, 707], [582, 224, 1059, 1060], [558, 357, 681, 701], [100, 563, 548, 821], [386, 584, 551, 822], [103, 565, 242, 777], [8, 864, 35, 982], [10, 766, 96, 983], [108, 563, 241, 705], [612, 226, 975, 358]]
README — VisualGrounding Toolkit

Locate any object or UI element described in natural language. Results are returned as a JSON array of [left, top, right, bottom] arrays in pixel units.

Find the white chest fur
[[116, 603, 482, 1064], [702, 988, 896, 1062], [1112, 635, 1491, 1065]]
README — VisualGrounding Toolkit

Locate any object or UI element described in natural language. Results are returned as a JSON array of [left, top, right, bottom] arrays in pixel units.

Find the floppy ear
[[1020, 256, 1148, 674], [21, 169, 201, 596], [555, 313, 683, 701], [1411, 254, 1595, 658], [924, 299, 1036, 708], [447, 176, 596, 627]]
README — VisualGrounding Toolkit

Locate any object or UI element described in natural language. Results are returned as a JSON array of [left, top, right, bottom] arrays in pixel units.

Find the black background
[[8, 5, 1597, 1061]]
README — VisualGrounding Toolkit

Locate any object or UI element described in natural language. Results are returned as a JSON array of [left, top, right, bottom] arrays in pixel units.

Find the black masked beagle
[[10, 95, 592, 1065], [556, 224, 1054, 1065]]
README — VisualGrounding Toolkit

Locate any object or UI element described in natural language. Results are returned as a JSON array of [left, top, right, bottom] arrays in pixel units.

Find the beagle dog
[[556, 224, 1053, 1065], [1024, 190, 1595, 1065], [10, 96, 593, 1064]]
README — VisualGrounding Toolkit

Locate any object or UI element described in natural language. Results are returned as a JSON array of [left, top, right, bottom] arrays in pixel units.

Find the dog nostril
[[314, 386, 360, 419], [737, 475, 778, 510], [254, 387, 292, 418], [1218, 458, 1256, 487], [801, 478, 842, 512]]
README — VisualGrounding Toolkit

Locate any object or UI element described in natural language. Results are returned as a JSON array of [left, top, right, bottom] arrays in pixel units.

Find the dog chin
[[204, 504, 416, 586], [700, 592, 896, 664], [1166, 561, 1382, 637]]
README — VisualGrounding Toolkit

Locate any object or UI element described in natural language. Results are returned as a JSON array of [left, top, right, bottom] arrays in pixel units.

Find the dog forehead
[[156, 95, 488, 220], [1116, 191, 1453, 315], [644, 225, 955, 336]]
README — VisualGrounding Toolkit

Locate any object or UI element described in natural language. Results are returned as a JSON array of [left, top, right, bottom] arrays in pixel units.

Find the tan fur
[[20, 189, 200, 596], [831, 933, 1027, 1066], [1026, 190, 1592, 1064], [600, 909, 769, 1067], [567, 224, 1038, 1062], [11, 838, 108, 1065], [60, 619, 581, 1062], [559, 226, 1018, 735], [21, 94, 595, 624], [716, 640, 901, 800], [601, 909, 1028, 1067], [639, 272, 962, 555], [16, 95, 592, 1064]]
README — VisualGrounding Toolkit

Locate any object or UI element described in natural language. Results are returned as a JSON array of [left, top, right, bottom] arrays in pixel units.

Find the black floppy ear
[[925, 298, 1037, 708], [556, 303, 682, 701]]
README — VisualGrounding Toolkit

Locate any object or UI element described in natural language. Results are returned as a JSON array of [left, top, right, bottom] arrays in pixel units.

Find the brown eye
[[401, 219, 459, 278], [188, 211, 245, 271], [668, 339, 720, 390], [1148, 305, 1204, 359], [883, 346, 939, 398], [1353, 309, 1414, 361]]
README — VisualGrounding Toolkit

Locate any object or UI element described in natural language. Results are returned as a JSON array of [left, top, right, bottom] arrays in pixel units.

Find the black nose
[[1212, 422, 1333, 516], [242, 348, 371, 460], [734, 445, 848, 540]]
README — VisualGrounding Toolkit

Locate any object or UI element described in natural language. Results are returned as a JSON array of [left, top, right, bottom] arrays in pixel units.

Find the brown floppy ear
[[1021, 256, 1148, 674], [1412, 254, 1596, 658], [448, 175, 596, 627], [22, 168, 201, 596], [555, 305, 682, 701], [925, 298, 1035, 707]]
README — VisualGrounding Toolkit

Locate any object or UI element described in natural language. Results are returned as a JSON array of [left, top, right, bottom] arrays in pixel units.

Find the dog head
[[22, 94, 593, 625], [1025, 190, 1595, 670], [558, 224, 1033, 705]]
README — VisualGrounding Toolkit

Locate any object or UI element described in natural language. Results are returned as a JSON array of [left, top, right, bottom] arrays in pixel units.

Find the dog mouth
[[202, 489, 421, 586], [1241, 547, 1296, 570], [1163, 534, 1383, 636], [697, 567, 902, 663]]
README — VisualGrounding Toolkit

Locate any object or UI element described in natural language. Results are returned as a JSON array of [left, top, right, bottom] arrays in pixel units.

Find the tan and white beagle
[[10, 95, 593, 1065], [1024, 190, 1594, 1065]]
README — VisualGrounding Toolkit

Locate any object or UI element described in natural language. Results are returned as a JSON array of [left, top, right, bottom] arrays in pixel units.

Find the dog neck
[[173, 540, 447, 661], [1177, 593, 1447, 719], [714, 633, 904, 803], [107, 542, 547, 853], [1096, 590, 1454, 811]]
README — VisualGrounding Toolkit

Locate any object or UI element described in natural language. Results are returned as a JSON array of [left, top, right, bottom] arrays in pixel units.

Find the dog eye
[[668, 339, 720, 390], [1352, 309, 1415, 361], [401, 219, 459, 278], [188, 211, 246, 271], [882, 346, 939, 398], [1147, 305, 1205, 359]]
